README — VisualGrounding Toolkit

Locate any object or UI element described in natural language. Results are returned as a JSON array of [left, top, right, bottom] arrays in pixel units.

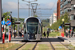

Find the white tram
[[24, 17, 42, 41]]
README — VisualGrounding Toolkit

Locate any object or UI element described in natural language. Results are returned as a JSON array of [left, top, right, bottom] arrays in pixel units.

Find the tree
[[49, 12, 69, 30], [2, 12, 10, 21], [34, 15, 38, 17]]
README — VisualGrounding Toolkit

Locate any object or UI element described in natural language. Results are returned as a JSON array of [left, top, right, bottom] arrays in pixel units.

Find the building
[[57, 0, 60, 20], [49, 15, 53, 26], [53, 13, 57, 23], [50, 13, 57, 26], [60, 0, 75, 30]]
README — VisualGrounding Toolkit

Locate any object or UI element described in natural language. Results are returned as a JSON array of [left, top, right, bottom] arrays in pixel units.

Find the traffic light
[[11, 18, 15, 25]]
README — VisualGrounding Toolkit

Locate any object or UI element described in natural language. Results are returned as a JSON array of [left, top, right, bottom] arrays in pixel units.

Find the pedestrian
[[10, 31, 12, 37], [47, 31, 49, 38], [43, 32, 46, 38], [65, 29, 68, 37], [71, 30, 74, 37]]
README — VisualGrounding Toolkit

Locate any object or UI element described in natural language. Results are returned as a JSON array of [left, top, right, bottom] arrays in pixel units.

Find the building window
[[68, 1, 71, 3], [70, 15, 74, 20], [74, 16, 75, 20], [68, 9, 71, 12], [72, 7, 75, 10]]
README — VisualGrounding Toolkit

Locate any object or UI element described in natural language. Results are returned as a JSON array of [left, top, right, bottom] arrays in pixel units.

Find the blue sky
[[2, 0, 58, 19]]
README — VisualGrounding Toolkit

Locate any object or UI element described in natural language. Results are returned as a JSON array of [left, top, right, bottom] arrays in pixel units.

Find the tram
[[24, 17, 42, 41]]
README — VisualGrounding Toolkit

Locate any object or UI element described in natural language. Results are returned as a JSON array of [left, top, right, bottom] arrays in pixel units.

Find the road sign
[[6, 20, 11, 26], [59, 26, 62, 29], [1, 21, 5, 25]]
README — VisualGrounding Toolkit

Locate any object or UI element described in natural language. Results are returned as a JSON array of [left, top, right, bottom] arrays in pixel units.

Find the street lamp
[[62, 18, 64, 29], [61, 18, 65, 37], [22, 0, 37, 17], [31, 3, 38, 16]]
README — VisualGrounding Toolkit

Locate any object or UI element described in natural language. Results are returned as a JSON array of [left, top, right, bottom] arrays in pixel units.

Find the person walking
[[65, 29, 68, 37], [43, 32, 46, 38], [47, 31, 49, 38]]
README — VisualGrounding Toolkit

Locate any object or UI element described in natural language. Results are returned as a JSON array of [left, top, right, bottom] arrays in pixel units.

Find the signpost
[[59, 26, 62, 29], [6, 20, 11, 42], [6, 20, 11, 26], [1, 21, 5, 25], [1, 20, 5, 43]]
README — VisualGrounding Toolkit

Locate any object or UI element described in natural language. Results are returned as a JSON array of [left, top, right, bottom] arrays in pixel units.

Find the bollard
[[2, 33, 5, 43], [61, 32, 64, 37], [9, 33, 11, 42]]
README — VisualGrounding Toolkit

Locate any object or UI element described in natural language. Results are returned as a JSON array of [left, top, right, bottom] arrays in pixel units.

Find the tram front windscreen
[[27, 18, 39, 34]]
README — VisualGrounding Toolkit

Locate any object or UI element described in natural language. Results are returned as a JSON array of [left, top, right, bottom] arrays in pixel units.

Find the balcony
[[71, 0, 75, 5], [63, 3, 71, 9], [70, 20, 75, 26]]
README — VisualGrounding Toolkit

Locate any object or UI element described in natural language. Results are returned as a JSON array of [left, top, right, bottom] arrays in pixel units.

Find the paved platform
[[58, 36, 75, 46], [0, 36, 23, 43]]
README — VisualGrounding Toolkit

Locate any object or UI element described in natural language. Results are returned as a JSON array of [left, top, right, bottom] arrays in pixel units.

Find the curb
[[58, 37, 68, 41]]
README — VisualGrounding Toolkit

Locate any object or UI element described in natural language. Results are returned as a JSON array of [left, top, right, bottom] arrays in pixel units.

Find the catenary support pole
[[0, 0, 2, 39]]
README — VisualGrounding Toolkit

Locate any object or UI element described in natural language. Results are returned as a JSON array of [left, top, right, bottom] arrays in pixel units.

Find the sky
[[2, 0, 58, 19]]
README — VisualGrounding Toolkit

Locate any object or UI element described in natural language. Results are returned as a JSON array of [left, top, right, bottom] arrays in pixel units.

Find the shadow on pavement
[[41, 38, 64, 42], [11, 37, 64, 42]]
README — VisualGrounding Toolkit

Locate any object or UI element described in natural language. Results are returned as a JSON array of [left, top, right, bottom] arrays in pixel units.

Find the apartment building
[[60, 0, 75, 26]]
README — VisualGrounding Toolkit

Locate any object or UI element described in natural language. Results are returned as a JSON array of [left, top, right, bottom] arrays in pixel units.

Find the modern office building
[[57, 0, 60, 20], [60, 0, 75, 27]]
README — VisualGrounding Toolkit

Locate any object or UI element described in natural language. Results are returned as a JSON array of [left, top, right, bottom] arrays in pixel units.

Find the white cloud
[[3, 2, 28, 11], [3, 2, 17, 10], [47, 2, 56, 8], [38, 2, 57, 9]]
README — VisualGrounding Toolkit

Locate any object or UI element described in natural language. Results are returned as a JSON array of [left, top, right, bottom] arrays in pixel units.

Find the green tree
[[49, 12, 69, 30], [2, 12, 10, 21], [34, 15, 38, 17]]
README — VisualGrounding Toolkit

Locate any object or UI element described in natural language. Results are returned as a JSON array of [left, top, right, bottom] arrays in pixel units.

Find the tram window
[[38, 24, 41, 34], [27, 22, 38, 34]]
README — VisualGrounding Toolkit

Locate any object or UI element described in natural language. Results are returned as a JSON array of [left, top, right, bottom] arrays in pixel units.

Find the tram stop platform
[[0, 36, 23, 43], [58, 36, 75, 46]]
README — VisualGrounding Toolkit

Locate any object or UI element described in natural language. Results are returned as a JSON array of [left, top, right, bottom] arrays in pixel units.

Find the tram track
[[16, 41, 38, 50], [32, 42, 38, 50], [60, 42, 71, 50], [58, 38, 71, 50], [51, 37, 71, 50], [15, 37, 72, 50], [48, 38, 55, 50], [16, 42, 27, 50]]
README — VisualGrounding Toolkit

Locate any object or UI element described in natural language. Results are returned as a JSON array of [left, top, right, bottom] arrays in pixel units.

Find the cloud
[[47, 2, 56, 8], [3, 2, 28, 11], [38, 2, 57, 9], [3, 2, 17, 10]]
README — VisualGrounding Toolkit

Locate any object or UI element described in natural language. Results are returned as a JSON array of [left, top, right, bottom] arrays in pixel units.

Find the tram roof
[[24, 17, 41, 23]]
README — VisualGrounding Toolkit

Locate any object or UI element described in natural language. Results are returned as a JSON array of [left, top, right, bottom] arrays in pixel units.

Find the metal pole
[[17, 0, 19, 36], [29, 1, 30, 17], [0, 0, 2, 39]]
